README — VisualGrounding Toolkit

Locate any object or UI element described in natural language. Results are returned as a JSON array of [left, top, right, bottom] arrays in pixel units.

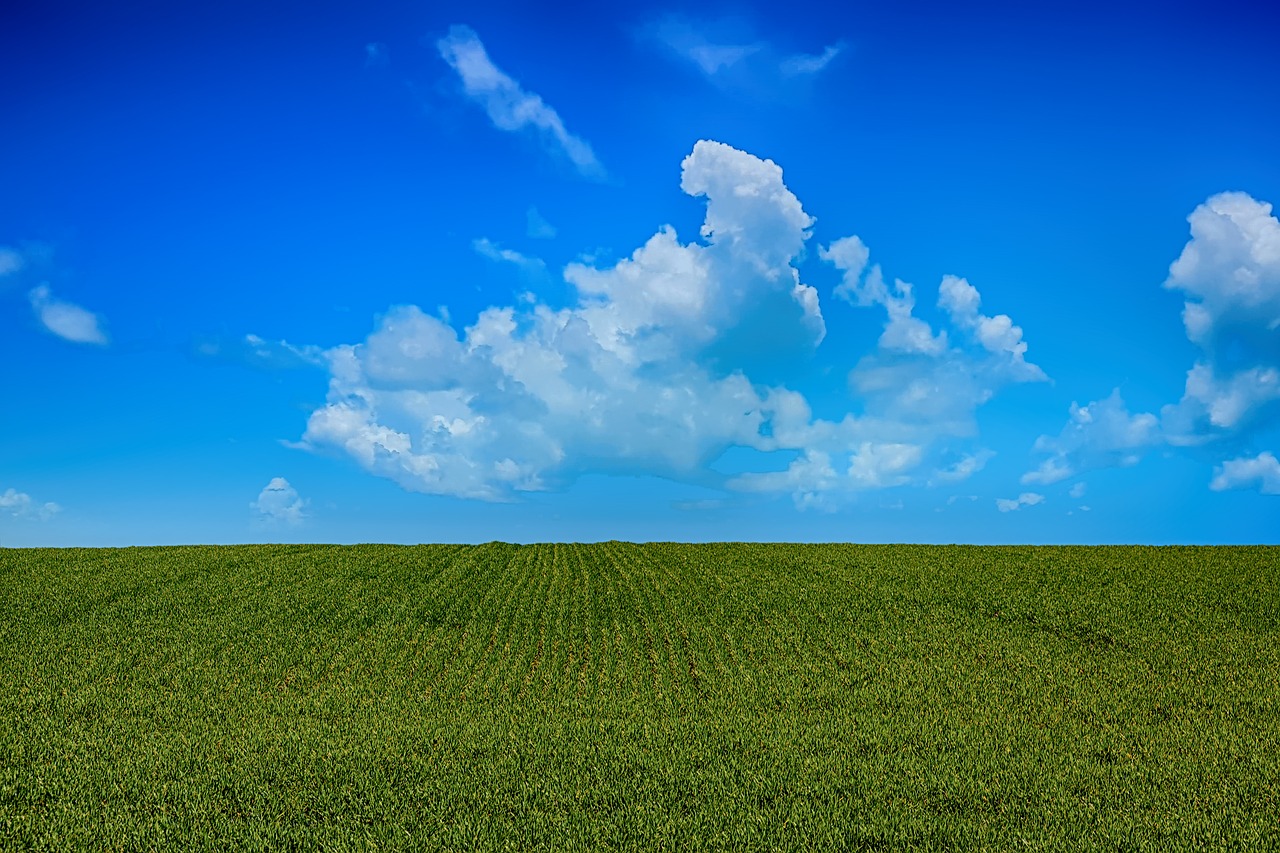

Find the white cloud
[[296, 141, 1044, 507], [28, 284, 108, 345], [996, 492, 1044, 512], [827, 239, 1046, 441], [644, 17, 844, 84], [642, 18, 760, 76], [0, 488, 61, 521], [251, 477, 308, 524], [781, 43, 844, 76], [1034, 192, 1280, 492], [1161, 192, 1280, 443], [1069, 482, 1087, 499], [1023, 390, 1158, 484], [473, 238, 547, 277], [437, 25, 604, 179], [1210, 452, 1280, 495], [938, 275, 1046, 382], [930, 449, 995, 485], [0, 246, 23, 277]]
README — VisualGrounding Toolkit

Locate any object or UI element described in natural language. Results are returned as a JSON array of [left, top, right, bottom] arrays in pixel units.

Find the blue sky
[[3, 0, 1279, 546]]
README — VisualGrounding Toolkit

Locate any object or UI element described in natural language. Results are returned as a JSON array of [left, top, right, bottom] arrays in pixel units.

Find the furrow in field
[[518, 544, 556, 701], [547, 542, 577, 699], [448, 543, 522, 701], [598, 541, 659, 698], [478, 540, 542, 696], [423, 544, 497, 700]]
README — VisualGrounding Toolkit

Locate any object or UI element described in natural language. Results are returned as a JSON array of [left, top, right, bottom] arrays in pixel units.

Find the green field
[[1, 543, 1276, 850]]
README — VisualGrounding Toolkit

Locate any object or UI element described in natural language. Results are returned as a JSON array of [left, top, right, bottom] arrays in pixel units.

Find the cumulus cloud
[[437, 25, 604, 179], [1162, 192, 1280, 442], [1, 488, 61, 521], [251, 477, 308, 524], [296, 141, 1044, 507], [1210, 452, 1280, 495], [996, 492, 1044, 512], [1030, 191, 1280, 489], [1023, 390, 1158, 484], [28, 284, 108, 345], [1069, 482, 1087, 499], [827, 238, 1047, 446]]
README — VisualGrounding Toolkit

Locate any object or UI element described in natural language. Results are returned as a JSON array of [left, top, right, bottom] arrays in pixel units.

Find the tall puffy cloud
[[1027, 191, 1280, 494], [297, 141, 1044, 505], [28, 284, 108, 345], [437, 25, 605, 179], [1161, 192, 1280, 443]]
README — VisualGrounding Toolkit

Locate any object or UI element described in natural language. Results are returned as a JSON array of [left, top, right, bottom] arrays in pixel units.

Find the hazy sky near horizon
[[3, 0, 1279, 546]]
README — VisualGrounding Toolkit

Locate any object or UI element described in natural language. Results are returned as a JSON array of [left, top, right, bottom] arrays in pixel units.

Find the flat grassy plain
[[1, 543, 1276, 850]]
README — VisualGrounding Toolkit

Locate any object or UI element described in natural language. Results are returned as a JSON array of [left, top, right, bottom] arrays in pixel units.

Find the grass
[[1, 542, 1277, 850]]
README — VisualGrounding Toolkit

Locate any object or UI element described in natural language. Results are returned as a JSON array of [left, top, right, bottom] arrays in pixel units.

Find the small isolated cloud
[[1, 488, 61, 521], [251, 477, 308, 524], [781, 43, 844, 76], [1210, 451, 1280, 495], [0, 246, 23, 277], [197, 333, 325, 370], [437, 25, 605, 179], [996, 492, 1044, 512], [1069, 482, 1087, 499], [365, 42, 389, 68], [643, 16, 843, 86], [28, 284, 108, 345], [473, 238, 547, 277], [642, 17, 761, 76], [526, 207, 557, 239]]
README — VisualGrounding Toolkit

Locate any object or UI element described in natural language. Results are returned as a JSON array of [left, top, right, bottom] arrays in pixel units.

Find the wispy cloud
[[436, 25, 605, 179], [0, 246, 23, 278], [781, 43, 845, 76], [642, 16, 843, 86], [28, 284, 108, 345], [526, 207, 557, 240], [472, 238, 547, 277]]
